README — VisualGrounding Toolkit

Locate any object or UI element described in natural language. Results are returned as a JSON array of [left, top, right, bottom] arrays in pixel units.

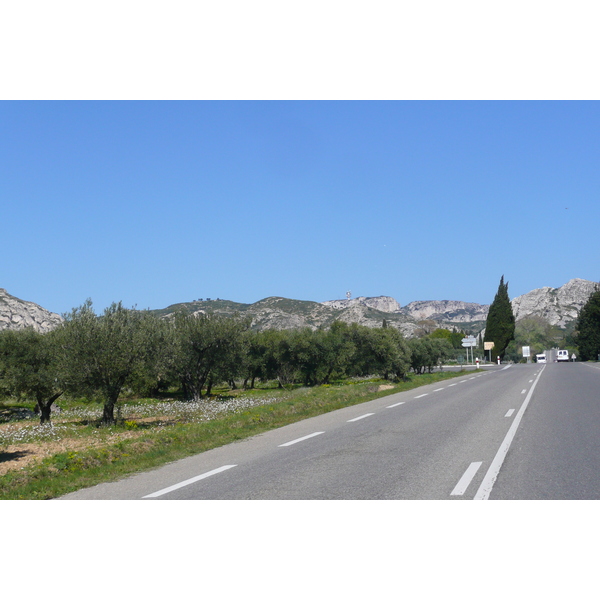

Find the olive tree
[[257, 329, 299, 389], [319, 321, 357, 384], [129, 313, 178, 397], [348, 324, 411, 380], [288, 328, 324, 387], [171, 312, 250, 399], [0, 328, 63, 424], [409, 337, 452, 374], [383, 326, 412, 380], [56, 300, 158, 425]]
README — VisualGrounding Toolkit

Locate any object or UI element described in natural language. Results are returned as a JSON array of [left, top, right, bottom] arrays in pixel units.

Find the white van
[[536, 354, 546, 363], [556, 349, 569, 362]]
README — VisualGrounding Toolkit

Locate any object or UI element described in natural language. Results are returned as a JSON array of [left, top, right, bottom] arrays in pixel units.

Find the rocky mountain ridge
[[155, 296, 419, 337], [0, 288, 63, 333], [154, 278, 596, 335], [401, 299, 490, 323], [511, 278, 598, 328], [1, 278, 596, 336], [323, 296, 402, 313], [321, 296, 491, 328]]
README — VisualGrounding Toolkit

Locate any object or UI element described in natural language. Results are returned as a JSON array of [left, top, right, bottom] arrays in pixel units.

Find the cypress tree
[[484, 275, 515, 360], [575, 286, 600, 361]]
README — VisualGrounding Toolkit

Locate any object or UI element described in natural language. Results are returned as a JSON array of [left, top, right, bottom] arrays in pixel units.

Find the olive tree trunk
[[37, 392, 63, 425]]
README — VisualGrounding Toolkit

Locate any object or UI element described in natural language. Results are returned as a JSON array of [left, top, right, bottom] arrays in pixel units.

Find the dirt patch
[[0, 441, 81, 476], [377, 385, 394, 391], [0, 429, 146, 476]]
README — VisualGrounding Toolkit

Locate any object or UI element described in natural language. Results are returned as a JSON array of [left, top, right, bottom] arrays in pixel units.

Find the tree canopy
[[575, 286, 600, 361], [55, 300, 160, 424], [0, 328, 63, 424], [0, 303, 466, 424], [171, 311, 251, 400]]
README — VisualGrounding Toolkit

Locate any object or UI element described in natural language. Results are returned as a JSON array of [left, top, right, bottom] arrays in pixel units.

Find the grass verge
[[0, 370, 470, 500]]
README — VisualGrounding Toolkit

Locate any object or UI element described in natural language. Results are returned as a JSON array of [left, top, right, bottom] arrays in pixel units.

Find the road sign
[[484, 341, 494, 350], [522, 346, 530, 357], [461, 336, 476, 348]]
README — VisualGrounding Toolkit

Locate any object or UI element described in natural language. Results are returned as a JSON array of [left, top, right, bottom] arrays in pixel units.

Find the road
[[58, 361, 600, 500], [491, 361, 600, 498]]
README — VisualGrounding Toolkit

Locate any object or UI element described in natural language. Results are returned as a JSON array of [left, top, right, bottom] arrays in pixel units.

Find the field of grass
[[0, 370, 469, 500]]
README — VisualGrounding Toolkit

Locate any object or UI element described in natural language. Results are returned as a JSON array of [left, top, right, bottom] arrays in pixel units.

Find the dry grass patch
[[0, 428, 149, 476]]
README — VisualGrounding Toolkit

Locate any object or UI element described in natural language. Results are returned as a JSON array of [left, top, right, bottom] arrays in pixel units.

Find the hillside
[[510, 278, 598, 327], [0, 288, 63, 333], [154, 295, 418, 336], [401, 299, 490, 323], [1, 278, 597, 336], [148, 279, 599, 335]]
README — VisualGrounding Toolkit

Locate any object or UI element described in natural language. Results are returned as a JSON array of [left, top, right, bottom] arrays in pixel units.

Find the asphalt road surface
[[58, 361, 600, 500]]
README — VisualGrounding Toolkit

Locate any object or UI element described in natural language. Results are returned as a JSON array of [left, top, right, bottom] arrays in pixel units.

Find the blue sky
[[2, 100, 599, 315]]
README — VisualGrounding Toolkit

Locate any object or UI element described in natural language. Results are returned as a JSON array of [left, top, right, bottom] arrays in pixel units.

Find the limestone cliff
[[400, 299, 489, 323], [510, 278, 598, 327], [322, 296, 402, 313], [0, 288, 63, 333]]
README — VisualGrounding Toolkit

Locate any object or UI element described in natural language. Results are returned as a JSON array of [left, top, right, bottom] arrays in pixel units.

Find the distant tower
[[346, 291, 352, 300]]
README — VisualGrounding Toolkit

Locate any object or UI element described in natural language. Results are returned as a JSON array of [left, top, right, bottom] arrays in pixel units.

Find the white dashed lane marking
[[142, 465, 237, 499], [348, 413, 375, 422], [279, 432, 325, 447]]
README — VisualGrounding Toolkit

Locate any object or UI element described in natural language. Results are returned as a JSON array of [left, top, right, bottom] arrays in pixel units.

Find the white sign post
[[461, 336, 477, 364]]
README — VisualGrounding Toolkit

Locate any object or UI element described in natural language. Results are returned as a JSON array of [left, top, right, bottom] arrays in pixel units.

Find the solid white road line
[[451, 462, 483, 496], [474, 365, 546, 500], [581, 363, 600, 371], [279, 431, 325, 447], [387, 401, 405, 408], [505, 409, 515, 418], [348, 413, 374, 422], [142, 465, 237, 498]]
